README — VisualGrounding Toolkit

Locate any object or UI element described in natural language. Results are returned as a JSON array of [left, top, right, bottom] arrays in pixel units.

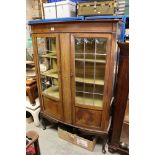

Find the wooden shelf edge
[[75, 58, 106, 64], [75, 104, 103, 111], [41, 69, 58, 78], [42, 93, 59, 102], [75, 77, 104, 85]]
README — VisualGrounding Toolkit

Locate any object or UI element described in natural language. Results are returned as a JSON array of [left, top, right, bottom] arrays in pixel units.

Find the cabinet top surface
[[28, 19, 120, 26]]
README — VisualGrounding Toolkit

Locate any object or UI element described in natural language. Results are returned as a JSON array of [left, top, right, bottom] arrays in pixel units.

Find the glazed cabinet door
[[32, 34, 63, 120], [71, 33, 112, 130]]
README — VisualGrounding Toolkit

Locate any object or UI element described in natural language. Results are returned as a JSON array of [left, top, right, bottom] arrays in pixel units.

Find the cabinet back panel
[[75, 62, 105, 79]]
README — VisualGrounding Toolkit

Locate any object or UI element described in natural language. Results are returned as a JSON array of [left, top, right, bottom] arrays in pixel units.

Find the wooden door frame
[[70, 33, 113, 129], [32, 33, 64, 119]]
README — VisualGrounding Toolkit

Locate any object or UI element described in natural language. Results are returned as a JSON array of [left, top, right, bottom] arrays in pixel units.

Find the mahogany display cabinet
[[29, 19, 122, 153]]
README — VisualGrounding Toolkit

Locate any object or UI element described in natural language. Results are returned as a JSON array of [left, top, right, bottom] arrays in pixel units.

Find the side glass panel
[[36, 37, 60, 101], [74, 37, 108, 108]]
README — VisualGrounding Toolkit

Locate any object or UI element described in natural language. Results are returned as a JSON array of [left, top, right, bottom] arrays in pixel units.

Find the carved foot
[[108, 145, 118, 154], [102, 148, 106, 154], [108, 147, 115, 154], [40, 118, 46, 130]]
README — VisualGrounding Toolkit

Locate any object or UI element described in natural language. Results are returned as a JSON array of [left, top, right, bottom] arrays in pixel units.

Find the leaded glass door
[[33, 34, 62, 105], [71, 34, 111, 109]]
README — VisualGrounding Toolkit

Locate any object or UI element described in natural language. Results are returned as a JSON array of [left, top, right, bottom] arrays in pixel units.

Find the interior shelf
[[75, 58, 106, 64], [75, 95, 103, 107], [76, 91, 103, 96], [26, 67, 35, 71], [41, 69, 58, 78], [41, 70, 104, 86], [75, 53, 107, 56], [42, 87, 59, 99], [75, 77, 104, 85], [26, 70, 36, 78], [26, 61, 35, 65], [41, 53, 57, 59]]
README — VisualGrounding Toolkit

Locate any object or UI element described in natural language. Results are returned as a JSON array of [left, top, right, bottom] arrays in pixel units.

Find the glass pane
[[75, 92, 84, 104], [37, 38, 47, 55], [74, 37, 108, 108], [85, 53, 95, 61], [40, 75, 50, 91], [75, 53, 84, 59], [37, 37, 60, 100], [96, 55, 107, 63], [76, 82, 84, 92], [75, 61, 84, 96], [85, 38, 95, 54], [95, 63, 105, 84], [84, 93, 94, 106], [84, 83, 93, 93], [94, 85, 104, 94], [85, 62, 94, 85], [75, 38, 84, 53], [94, 94, 103, 107], [96, 38, 107, 54], [75, 61, 84, 79]]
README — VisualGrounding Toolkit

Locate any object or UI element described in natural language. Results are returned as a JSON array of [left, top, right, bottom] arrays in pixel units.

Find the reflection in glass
[[84, 93, 94, 106], [85, 53, 95, 60], [85, 62, 94, 83], [94, 94, 103, 107], [75, 38, 84, 53], [75, 53, 84, 60], [85, 38, 95, 53], [84, 83, 94, 93], [37, 37, 60, 100], [95, 63, 105, 83], [75, 92, 84, 104], [75, 61, 84, 79], [76, 83, 84, 92], [94, 85, 104, 94], [96, 38, 107, 54]]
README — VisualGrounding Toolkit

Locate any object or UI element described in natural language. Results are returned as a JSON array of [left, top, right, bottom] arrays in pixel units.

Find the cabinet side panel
[[101, 31, 117, 130], [60, 33, 72, 123]]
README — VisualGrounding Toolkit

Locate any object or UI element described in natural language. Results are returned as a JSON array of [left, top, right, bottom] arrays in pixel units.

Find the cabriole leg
[[40, 117, 46, 130], [102, 134, 108, 154]]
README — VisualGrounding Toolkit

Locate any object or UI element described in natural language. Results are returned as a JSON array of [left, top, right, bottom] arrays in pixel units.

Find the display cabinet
[[29, 19, 122, 152]]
